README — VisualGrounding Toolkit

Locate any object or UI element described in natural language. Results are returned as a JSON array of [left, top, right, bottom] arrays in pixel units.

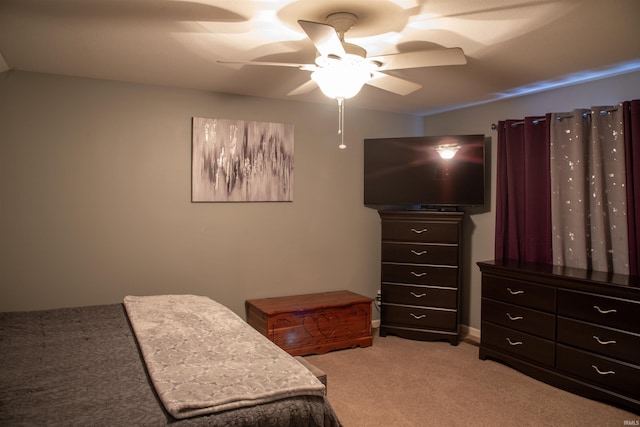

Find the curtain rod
[[490, 107, 619, 130]]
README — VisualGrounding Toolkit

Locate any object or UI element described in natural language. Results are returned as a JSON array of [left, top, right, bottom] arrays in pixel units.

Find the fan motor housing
[[342, 42, 366, 58]]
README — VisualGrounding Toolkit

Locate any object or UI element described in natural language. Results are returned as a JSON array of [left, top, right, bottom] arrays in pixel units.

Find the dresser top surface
[[478, 259, 640, 292], [246, 290, 373, 315]]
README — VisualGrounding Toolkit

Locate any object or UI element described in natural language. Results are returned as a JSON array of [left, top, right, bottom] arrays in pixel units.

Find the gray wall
[[0, 71, 422, 317], [3, 69, 640, 333], [424, 70, 640, 333]]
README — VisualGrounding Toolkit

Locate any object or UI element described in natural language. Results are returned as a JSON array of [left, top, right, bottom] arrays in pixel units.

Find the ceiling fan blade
[[287, 79, 318, 96], [297, 20, 346, 58], [366, 72, 422, 96], [371, 47, 466, 71], [218, 60, 315, 71]]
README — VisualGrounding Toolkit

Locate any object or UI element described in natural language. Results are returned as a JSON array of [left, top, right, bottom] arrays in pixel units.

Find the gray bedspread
[[0, 303, 341, 426]]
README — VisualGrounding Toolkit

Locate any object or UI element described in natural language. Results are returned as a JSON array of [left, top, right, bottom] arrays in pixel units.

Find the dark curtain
[[624, 100, 640, 276], [495, 117, 552, 263]]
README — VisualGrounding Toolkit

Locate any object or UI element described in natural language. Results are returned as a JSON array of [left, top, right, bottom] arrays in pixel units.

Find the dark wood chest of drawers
[[379, 210, 463, 345], [245, 291, 373, 356], [478, 260, 640, 414]]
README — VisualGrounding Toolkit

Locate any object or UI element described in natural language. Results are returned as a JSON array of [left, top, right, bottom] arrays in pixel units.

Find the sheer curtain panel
[[550, 108, 628, 274]]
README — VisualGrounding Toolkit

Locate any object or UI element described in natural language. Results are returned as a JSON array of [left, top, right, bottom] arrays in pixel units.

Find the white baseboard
[[462, 325, 481, 343], [372, 319, 380, 328]]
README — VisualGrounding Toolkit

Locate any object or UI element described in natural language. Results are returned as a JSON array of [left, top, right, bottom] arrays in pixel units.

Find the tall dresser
[[478, 259, 640, 414], [379, 210, 463, 345]]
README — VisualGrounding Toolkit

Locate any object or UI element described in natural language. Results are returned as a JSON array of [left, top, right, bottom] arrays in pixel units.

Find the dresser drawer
[[382, 263, 458, 287], [482, 298, 555, 340], [482, 275, 555, 312], [557, 316, 640, 364], [481, 321, 555, 366], [382, 221, 458, 243], [382, 242, 458, 265], [382, 304, 456, 330], [383, 283, 457, 309], [556, 344, 640, 399], [557, 290, 640, 334]]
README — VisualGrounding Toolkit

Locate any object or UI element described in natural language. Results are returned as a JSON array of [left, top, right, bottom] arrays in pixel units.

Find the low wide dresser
[[478, 259, 640, 414], [245, 290, 373, 356]]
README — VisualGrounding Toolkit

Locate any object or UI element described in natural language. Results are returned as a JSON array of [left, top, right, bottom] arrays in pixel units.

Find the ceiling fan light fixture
[[311, 57, 373, 99]]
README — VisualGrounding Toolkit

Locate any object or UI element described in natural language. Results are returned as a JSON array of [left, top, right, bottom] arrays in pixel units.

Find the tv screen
[[364, 134, 485, 209]]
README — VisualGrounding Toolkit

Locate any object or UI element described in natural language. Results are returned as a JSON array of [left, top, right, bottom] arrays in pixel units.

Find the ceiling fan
[[219, 12, 467, 99], [219, 12, 466, 149]]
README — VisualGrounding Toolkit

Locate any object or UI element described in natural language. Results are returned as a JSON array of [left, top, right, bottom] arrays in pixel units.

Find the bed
[[0, 295, 341, 426]]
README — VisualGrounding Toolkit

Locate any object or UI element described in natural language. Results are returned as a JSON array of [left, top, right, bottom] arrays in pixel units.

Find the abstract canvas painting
[[192, 118, 294, 202]]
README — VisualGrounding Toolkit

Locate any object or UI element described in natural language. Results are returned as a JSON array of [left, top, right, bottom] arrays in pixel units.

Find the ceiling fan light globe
[[311, 63, 372, 99]]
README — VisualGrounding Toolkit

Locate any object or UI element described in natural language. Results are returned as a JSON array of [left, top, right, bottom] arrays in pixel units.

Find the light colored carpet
[[306, 330, 638, 427]]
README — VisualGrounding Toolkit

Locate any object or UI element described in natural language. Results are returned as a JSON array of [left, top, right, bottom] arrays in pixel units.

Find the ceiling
[[0, 0, 639, 115]]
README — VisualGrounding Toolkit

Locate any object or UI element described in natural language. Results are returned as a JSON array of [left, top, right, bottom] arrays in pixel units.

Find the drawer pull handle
[[507, 288, 525, 295], [410, 292, 427, 298], [411, 272, 427, 277], [506, 313, 523, 321], [593, 305, 617, 314], [410, 313, 426, 319], [411, 250, 428, 256], [411, 228, 428, 234], [506, 338, 523, 346], [593, 336, 616, 345], [592, 365, 615, 375]]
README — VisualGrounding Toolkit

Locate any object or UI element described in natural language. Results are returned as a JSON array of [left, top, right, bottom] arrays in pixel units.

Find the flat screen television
[[364, 134, 486, 209]]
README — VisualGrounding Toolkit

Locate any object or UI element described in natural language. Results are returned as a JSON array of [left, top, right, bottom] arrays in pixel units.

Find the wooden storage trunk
[[245, 291, 373, 356]]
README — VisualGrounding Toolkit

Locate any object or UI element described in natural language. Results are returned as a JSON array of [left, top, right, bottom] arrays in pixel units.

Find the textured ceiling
[[0, 0, 639, 115]]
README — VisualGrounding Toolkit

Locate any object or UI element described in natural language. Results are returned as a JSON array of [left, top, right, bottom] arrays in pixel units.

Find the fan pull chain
[[337, 97, 346, 149]]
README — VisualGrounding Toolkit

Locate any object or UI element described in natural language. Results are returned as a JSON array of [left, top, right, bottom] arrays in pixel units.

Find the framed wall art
[[192, 117, 294, 202]]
